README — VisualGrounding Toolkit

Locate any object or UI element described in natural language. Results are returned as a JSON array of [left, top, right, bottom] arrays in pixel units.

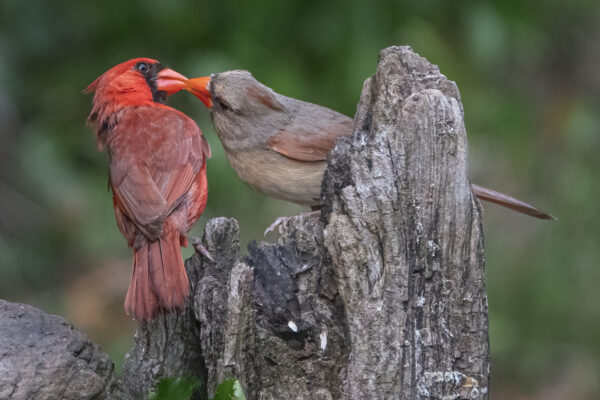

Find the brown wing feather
[[267, 111, 354, 162], [472, 183, 556, 220]]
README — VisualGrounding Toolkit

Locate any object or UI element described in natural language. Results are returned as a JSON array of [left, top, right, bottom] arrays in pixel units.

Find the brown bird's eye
[[135, 62, 149, 73]]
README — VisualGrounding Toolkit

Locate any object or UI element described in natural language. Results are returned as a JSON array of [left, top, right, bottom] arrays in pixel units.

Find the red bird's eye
[[135, 62, 149, 73]]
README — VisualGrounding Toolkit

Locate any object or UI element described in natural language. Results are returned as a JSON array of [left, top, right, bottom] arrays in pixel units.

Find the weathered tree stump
[[0, 46, 489, 400], [322, 46, 488, 399]]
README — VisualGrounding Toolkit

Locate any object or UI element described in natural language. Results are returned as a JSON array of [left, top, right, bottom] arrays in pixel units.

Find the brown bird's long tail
[[472, 183, 556, 220], [124, 224, 189, 321]]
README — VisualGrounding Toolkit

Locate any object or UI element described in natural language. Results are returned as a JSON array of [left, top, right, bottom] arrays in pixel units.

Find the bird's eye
[[135, 62, 149, 73]]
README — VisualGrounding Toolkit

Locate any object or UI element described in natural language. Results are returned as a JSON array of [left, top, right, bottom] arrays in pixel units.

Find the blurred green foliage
[[213, 378, 246, 400], [149, 376, 201, 400], [0, 0, 599, 398], [148, 376, 245, 400]]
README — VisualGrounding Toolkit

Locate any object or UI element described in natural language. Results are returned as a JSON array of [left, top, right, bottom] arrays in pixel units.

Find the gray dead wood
[[0, 46, 489, 400], [322, 46, 489, 399], [0, 300, 121, 400]]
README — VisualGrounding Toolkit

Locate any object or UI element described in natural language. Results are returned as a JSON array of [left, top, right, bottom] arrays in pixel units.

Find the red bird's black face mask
[[85, 58, 189, 106], [133, 60, 168, 103]]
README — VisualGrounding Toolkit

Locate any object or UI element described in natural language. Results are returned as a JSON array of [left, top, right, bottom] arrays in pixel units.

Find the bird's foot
[[191, 237, 214, 262], [264, 210, 321, 236], [264, 216, 289, 236]]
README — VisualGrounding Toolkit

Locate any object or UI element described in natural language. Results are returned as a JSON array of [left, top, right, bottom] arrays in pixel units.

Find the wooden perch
[[0, 46, 490, 400]]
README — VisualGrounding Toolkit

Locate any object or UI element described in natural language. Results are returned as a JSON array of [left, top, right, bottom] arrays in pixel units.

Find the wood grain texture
[[322, 45, 489, 399]]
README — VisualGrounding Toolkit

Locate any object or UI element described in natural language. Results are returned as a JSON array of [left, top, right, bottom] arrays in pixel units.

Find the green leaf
[[148, 376, 202, 400], [212, 378, 246, 400]]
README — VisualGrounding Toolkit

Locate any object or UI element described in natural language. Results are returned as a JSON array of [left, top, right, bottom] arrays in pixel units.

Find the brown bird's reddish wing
[[108, 106, 210, 239], [267, 112, 354, 162]]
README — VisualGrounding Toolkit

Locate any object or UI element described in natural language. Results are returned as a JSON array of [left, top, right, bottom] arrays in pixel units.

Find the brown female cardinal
[[182, 70, 554, 232], [85, 58, 211, 321]]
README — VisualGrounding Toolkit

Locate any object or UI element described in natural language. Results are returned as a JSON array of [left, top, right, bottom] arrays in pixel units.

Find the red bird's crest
[[84, 57, 159, 94], [86, 58, 165, 147]]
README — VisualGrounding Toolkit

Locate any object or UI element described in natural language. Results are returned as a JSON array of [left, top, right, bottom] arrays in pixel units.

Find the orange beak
[[184, 76, 213, 108], [156, 68, 188, 95], [156, 69, 213, 108]]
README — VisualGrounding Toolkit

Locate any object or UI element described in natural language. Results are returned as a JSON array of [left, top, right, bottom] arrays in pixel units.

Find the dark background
[[1, 1, 599, 398]]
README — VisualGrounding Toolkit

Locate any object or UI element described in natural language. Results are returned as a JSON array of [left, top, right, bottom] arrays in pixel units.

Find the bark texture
[[0, 300, 121, 400], [0, 46, 489, 400], [322, 46, 489, 399]]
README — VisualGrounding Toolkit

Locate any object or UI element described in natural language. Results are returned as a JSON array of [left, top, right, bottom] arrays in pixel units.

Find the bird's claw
[[264, 216, 288, 236], [191, 237, 214, 262], [264, 210, 321, 237]]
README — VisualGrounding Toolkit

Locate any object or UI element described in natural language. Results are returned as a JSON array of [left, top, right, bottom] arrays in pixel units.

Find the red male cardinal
[[85, 58, 211, 321], [181, 71, 554, 232]]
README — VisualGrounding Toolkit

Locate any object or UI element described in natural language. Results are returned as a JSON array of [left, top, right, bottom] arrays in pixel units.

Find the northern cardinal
[[85, 58, 211, 321], [183, 70, 554, 230]]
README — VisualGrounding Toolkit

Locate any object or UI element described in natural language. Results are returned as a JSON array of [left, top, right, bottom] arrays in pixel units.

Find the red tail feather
[[124, 223, 189, 321]]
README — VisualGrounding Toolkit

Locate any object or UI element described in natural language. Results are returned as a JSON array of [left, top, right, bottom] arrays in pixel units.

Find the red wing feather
[[112, 165, 167, 239], [109, 106, 210, 240]]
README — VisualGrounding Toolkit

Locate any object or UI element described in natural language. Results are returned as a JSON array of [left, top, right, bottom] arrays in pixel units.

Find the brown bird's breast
[[225, 148, 325, 206]]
